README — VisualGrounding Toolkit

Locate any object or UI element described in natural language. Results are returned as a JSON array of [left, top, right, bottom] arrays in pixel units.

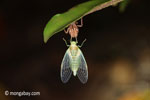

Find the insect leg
[[78, 39, 86, 48], [64, 27, 69, 34], [77, 18, 83, 27], [75, 37, 78, 44], [70, 37, 73, 43], [63, 38, 69, 47]]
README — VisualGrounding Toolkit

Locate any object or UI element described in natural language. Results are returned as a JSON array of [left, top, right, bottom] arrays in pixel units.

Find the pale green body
[[61, 41, 88, 84], [68, 41, 81, 76]]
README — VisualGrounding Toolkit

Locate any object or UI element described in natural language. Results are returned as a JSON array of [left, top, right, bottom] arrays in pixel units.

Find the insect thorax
[[69, 44, 79, 57]]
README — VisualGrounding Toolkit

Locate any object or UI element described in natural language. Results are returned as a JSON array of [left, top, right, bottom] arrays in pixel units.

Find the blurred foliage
[[43, 0, 123, 43], [119, 0, 130, 12], [118, 89, 150, 100]]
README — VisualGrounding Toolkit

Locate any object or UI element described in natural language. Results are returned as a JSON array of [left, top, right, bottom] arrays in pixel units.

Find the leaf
[[43, 0, 123, 43], [119, 0, 130, 12]]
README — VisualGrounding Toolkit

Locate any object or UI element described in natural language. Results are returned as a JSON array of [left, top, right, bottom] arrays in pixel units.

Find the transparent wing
[[60, 49, 72, 83], [77, 50, 88, 84]]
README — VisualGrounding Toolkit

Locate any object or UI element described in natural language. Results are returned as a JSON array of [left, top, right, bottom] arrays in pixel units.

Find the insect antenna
[[78, 39, 86, 48], [63, 38, 70, 47]]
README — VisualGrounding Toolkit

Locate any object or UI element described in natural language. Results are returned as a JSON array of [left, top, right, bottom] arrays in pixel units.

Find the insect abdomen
[[71, 58, 79, 76]]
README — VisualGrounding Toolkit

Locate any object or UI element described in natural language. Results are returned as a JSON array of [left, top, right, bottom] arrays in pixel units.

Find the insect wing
[[77, 49, 88, 84], [61, 49, 72, 83]]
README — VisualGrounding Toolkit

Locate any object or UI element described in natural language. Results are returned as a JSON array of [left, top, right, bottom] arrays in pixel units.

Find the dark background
[[0, 0, 150, 100]]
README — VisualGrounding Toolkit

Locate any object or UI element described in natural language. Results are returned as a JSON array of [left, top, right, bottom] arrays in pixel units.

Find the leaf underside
[[43, 0, 123, 43], [119, 0, 130, 12]]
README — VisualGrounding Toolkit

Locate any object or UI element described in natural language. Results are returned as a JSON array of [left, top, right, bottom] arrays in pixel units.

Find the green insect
[[61, 38, 88, 84]]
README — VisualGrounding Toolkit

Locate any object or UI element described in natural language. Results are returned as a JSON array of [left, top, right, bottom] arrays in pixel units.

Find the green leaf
[[119, 0, 130, 12], [43, 0, 123, 43]]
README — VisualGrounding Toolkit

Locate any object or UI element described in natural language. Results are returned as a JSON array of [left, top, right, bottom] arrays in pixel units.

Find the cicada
[[60, 39, 88, 84], [64, 18, 83, 40]]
